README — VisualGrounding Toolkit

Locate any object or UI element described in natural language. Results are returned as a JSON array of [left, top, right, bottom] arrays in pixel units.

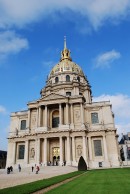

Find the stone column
[[66, 136, 71, 165], [66, 103, 69, 125], [59, 104, 62, 125], [36, 108, 39, 127], [80, 103, 84, 125], [70, 104, 74, 129], [86, 137, 89, 161], [28, 109, 31, 129], [60, 137, 63, 165], [72, 136, 76, 163], [38, 106, 41, 127], [24, 140, 29, 164], [37, 138, 41, 164], [35, 139, 37, 163], [13, 142, 16, 164], [45, 105, 48, 128], [88, 137, 92, 161], [103, 135, 108, 160], [44, 138, 47, 166], [82, 136, 87, 162]]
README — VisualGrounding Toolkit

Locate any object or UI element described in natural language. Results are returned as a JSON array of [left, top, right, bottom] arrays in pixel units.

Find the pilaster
[[44, 138, 47, 166]]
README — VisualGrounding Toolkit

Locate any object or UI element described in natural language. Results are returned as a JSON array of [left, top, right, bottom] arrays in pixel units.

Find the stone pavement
[[0, 166, 77, 189]]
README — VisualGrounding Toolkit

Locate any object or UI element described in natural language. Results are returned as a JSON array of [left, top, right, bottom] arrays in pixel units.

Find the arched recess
[[55, 77, 59, 83], [52, 110, 59, 128], [66, 75, 70, 82], [77, 76, 80, 82]]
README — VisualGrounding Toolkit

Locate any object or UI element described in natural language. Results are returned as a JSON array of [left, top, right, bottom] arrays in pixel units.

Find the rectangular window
[[21, 120, 26, 130], [91, 113, 99, 124], [52, 117, 59, 128], [66, 92, 71, 96], [94, 140, 102, 156], [18, 145, 25, 159]]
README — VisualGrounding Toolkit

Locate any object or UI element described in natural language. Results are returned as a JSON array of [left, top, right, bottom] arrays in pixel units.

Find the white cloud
[[0, 105, 7, 114], [0, 31, 28, 59], [0, 0, 130, 29], [94, 50, 121, 68], [93, 94, 130, 136]]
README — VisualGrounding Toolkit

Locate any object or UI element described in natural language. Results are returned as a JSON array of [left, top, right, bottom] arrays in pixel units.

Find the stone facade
[[6, 39, 120, 169]]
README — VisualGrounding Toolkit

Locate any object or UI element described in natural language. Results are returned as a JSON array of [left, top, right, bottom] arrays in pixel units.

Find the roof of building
[[119, 134, 129, 144]]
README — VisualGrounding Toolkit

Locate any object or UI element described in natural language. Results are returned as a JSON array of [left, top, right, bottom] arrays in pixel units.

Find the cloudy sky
[[0, 0, 130, 150]]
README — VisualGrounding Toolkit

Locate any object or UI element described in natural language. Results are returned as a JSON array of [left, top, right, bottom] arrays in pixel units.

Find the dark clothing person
[[18, 164, 21, 172], [10, 166, 13, 172], [32, 166, 34, 172], [36, 166, 39, 174], [7, 167, 10, 174]]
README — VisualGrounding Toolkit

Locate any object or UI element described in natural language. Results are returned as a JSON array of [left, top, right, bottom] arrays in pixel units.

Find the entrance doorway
[[52, 147, 60, 165]]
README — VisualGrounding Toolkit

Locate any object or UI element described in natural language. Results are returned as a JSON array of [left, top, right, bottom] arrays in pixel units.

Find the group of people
[[7, 166, 13, 174], [7, 164, 40, 175], [62, 161, 66, 166], [31, 164, 40, 174], [7, 164, 21, 174]]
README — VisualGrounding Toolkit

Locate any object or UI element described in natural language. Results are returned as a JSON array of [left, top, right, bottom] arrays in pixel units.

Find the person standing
[[36, 166, 39, 174], [32, 166, 34, 172], [18, 164, 21, 172]]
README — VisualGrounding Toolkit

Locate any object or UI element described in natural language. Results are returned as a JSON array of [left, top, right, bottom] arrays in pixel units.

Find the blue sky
[[0, 0, 130, 150]]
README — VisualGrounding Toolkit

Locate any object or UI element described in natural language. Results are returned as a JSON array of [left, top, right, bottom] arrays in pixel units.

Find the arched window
[[77, 76, 80, 82], [52, 110, 59, 128], [66, 75, 70, 82], [55, 77, 59, 83], [20, 120, 26, 130]]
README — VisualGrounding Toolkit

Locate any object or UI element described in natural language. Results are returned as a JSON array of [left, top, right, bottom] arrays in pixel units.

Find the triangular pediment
[[40, 93, 66, 101]]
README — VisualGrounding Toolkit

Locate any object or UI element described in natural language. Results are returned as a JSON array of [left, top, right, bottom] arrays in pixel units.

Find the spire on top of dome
[[64, 36, 67, 49], [60, 36, 72, 61]]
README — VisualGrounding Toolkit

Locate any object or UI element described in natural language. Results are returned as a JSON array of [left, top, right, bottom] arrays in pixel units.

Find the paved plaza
[[0, 166, 77, 189]]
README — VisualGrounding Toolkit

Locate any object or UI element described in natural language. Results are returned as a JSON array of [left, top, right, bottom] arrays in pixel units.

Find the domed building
[[6, 39, 120, 169]]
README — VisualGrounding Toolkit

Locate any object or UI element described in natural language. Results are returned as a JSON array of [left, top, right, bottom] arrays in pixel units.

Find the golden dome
[[49, 60, 84, 77], [49, 37, 84, 78]]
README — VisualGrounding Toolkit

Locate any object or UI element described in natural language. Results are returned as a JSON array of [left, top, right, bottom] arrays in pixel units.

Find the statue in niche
[[77, 145, 82, 157], [30, 148, 35, 158]]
